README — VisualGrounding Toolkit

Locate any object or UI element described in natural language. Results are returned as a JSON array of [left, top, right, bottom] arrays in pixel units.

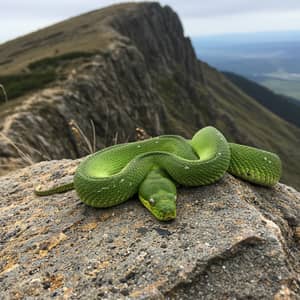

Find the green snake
[[35, 127, 281, 221]]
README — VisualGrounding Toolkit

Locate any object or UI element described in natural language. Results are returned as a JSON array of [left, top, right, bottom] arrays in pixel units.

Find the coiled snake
[[35, 127, 281, 221]]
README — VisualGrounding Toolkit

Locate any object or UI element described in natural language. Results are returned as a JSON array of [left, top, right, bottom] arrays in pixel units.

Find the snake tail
[[228, 143, 281, 187], [34, 182, 74, 196]]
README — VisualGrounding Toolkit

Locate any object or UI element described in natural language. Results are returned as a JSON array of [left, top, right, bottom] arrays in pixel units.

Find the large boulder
[[0, 160, 299, 299]]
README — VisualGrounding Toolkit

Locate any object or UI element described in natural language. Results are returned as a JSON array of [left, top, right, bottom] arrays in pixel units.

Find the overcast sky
[[1, 0, 300, 43]]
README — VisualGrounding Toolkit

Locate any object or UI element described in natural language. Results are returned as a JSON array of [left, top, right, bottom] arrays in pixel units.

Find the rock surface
[[0, 160, 299, 299]]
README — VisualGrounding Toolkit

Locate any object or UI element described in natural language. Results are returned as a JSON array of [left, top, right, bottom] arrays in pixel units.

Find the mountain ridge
[[0, 2, 299, 189]]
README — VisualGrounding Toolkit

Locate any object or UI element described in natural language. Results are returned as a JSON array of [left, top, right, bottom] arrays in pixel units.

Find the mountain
[[0, 3, 299, 189], [223, 71, 300, 127]]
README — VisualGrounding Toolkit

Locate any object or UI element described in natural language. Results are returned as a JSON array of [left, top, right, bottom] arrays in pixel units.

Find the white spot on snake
[[264, 157, 267, 160], [97, 190, 101, 193], [184, 165, 190, 170], [101, 187, 109, 190], [155, 141, 159, 144], [218, 152, 222, 156], [149, 198, 155, 204], [268, 160, 272, 164], [120, 179, 125, 183], [137, 145, 141, 148]]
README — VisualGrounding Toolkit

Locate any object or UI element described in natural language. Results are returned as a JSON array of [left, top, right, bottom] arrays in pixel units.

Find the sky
[[1, 0, 300, 43]]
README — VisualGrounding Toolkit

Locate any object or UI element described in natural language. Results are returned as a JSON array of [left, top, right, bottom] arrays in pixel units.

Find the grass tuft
[[69, 119, 97, 155], [0, 132, 34, 165], [0, 132, 52, 167], [0, 84, 8, 102]]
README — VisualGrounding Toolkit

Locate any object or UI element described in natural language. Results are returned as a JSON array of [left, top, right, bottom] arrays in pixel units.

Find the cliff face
[[110, 4, 201, 80], [0, 2, 299, 189], [0, 160, 299, 299]]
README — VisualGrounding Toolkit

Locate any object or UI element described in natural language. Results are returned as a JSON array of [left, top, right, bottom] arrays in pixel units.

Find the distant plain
[[192, 31, 300, 100]]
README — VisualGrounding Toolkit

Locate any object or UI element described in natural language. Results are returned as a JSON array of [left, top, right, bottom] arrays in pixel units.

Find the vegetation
[[69, 119, 97, 155], [28, 51, 96, 70], [0, 71, 56, 101], [0, 51, 95, 103], [0, 84, 8, 102]]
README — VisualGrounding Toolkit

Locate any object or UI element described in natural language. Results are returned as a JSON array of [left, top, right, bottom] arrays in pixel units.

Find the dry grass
[[0, 132, 52, 168], [69, 119, 97, 154], [90, 119, 96, 153], [0, 122, 146, 174], [0, 132, 34, 165], [136, 127, 151, 140], [0, 84, 8, 102], [0, 118, 99, 173], [112, 132, 119, 145]]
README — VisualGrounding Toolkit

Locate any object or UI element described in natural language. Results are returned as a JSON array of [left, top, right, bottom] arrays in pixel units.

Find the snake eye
[[149, 198, 155, 205]]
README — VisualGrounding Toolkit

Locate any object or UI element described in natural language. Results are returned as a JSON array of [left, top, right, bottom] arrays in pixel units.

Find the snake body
[[35, 127, 281, 221]]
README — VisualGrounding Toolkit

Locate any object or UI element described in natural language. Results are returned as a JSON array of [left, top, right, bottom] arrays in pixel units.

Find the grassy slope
[[0, 3, 138, 75], [203, 63, 300, 188], [0, 52, 98, 103]]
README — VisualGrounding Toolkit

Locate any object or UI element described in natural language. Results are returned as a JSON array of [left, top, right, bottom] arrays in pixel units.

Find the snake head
[[139, 192, 177, 221]]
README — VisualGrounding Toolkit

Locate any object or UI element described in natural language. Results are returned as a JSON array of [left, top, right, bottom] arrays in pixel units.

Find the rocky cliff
[[0, 160, 299, 299], [0, 2, 299, 189]]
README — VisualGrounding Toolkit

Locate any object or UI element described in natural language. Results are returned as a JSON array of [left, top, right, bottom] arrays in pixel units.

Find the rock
[[0, 160, 299, 299]]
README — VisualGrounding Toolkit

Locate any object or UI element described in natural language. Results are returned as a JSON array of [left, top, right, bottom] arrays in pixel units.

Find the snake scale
[[35, 127, 281, 221]]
